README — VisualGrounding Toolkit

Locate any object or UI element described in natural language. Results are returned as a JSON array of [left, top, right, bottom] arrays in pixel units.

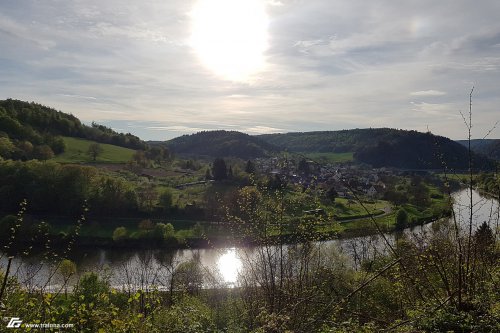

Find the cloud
[[267, 0, 284, 6], [58, 94, 98, 100], [146, 125, 206, 132], [245, 125, 286, 134], [1, 0, 500, 141], [410, 90, 447, 97]]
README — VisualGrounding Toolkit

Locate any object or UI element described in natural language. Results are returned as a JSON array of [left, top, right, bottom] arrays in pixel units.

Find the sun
[[190, 0, 269, 82]]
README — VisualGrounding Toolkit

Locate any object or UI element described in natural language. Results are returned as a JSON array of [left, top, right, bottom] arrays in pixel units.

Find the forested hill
[[0, 99, 147, 151], [259, 128, 495, 170], [456, 139, 500, 161], [165, 130, 278, 159]]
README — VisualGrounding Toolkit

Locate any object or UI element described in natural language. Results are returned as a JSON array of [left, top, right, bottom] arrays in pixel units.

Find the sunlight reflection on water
[[217, 248, 241, 286]]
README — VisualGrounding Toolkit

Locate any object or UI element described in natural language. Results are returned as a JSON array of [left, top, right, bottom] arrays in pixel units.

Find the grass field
[[303, 152, 354, 163], [52, 137, 136, 163]]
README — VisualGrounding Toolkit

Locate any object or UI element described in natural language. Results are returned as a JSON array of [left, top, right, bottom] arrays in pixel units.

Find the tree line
[[0, 99, 147, 162], [0, 160, 174, 217]]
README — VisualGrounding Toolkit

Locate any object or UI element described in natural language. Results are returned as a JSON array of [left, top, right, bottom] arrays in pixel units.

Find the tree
[[298, 158, 310, 176], [33, 144, 54, 160], [205, 168, 212, 180], [47, 135, 66, 154], [59, 259, 77, 296], [395, 208, 408, 230], [132, 150, 148, 168], [112, 226, 128, 241], [0, 137, 16, 159], [152, 222, 175, 240], [212, 158, 227, 181], [17, 140, 33, 160], [87, 143, 103, 161], [159, 189, 173, 212], [326, 187, 338, 203], [245, 160, 256, 174], [137, 183, 158, 212]]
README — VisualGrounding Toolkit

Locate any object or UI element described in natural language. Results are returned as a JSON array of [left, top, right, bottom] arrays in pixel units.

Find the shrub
[[112, 226, 128, 242]]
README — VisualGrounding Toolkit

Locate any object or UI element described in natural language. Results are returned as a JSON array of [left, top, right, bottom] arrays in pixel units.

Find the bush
[[74, 272, 110, 303], [112, 226, 128, 242], [154, 296, 215, 332], [138, 219, 154, 230]]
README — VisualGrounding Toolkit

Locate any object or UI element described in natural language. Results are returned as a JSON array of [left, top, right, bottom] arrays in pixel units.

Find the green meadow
[[52, 137, 136, 163]]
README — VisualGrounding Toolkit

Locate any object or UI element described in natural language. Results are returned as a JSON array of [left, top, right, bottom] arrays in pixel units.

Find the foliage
[[457, 138, 500, 161], [259, 128, 495, 170], [245, 160, 256, 174], [112, 226, 128, 241], [0, 99, 147, 150], [0, 160, 138, 216], [166, 130, 277, 159], [159, 189, 174, 211], [59, 259, 77, 281], [87, 143, 104, 162], [154, 296, 215, 332], [395, 208, 408, 230], [212, 158, 228, 181]]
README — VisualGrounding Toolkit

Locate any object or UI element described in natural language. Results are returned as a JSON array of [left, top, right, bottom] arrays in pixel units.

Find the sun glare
[[217, 248, 242, 285], [190, 0, 269, 82]]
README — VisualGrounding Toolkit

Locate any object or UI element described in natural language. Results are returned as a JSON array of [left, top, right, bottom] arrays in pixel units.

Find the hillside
[[456, 139, 500, 160], [52, 137, 136, 163], [165, 130, 278, 159], [0, 99, 147, 151], [259, 128, 495, 170]]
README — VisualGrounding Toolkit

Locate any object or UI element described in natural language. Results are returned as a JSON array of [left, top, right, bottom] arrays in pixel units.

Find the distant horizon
[[3, 97, 499, 142]]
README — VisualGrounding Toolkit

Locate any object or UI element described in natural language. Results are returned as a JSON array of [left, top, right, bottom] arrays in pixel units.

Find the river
[[1, 188, 498, 290]]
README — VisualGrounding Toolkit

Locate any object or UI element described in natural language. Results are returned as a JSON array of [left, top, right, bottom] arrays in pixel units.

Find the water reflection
[[217, 248, 241, 286]]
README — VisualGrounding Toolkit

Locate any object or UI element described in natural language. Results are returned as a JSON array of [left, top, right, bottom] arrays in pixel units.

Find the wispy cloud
[[410, 90, 447, 97], [245, 125, 286, 134], [146, 126, 206, 132]]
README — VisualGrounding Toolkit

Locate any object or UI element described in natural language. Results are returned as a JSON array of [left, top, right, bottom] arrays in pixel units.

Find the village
[[255, 156, 393, 200]]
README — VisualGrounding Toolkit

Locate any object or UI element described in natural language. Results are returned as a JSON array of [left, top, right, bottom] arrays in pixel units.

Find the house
[[366, 186, 378, 198]]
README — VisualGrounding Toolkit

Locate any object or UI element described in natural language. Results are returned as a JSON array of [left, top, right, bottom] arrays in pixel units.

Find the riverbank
[[0, 208, 452, 253]]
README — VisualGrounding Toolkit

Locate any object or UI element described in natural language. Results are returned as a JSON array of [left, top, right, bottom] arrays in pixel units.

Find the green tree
[[395, 208, 408, 230], [112, 226, 128, 241], [59, 259, 77, 295], [47, 135, 66, 154], [87, 143, 103, 161], [0, 137, 16, 158], [212, 158, 227, 181], [152, 222, 175, 240]]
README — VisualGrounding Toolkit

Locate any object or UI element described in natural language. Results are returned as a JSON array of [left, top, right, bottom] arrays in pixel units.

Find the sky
[[1, 0, 500, 141]]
